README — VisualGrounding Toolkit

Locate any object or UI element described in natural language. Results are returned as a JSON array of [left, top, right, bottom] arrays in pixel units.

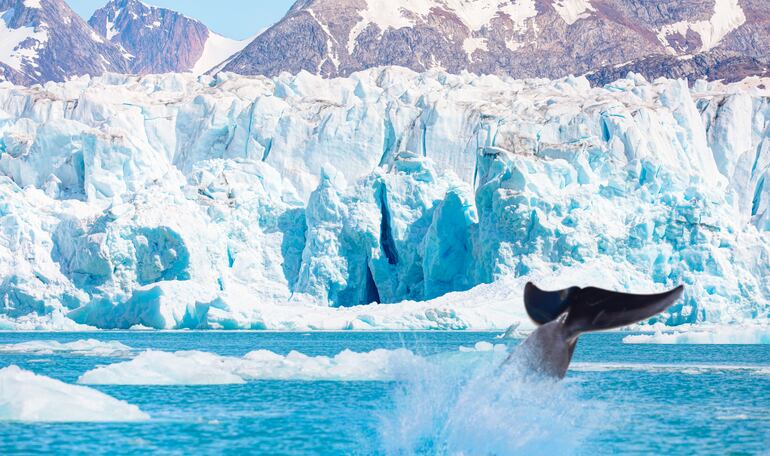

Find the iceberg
[[0, 68, 767, 329], [0, 365, 149, 422]]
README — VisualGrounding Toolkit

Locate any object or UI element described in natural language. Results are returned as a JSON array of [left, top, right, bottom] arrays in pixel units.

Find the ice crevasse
[[0, 67, 767, 330]]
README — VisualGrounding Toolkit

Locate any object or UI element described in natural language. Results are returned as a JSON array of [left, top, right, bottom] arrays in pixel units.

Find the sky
[[67, 0, 296, 40]]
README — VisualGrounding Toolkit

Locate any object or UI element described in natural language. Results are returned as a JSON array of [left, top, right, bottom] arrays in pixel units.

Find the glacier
[[0, 67, 767, 330]]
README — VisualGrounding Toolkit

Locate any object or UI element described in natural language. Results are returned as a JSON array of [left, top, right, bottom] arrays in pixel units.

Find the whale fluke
[[509, 282, 684, 378], [525, 282, 685, 336]]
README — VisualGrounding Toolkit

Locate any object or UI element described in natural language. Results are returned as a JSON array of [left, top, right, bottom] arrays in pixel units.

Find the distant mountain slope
[[220, 0, 770, 84], [89, 0, 250, 75], [0, 0, 129, 85]]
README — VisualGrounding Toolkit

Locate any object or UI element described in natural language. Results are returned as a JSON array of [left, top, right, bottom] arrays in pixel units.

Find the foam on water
[[0, 366, 149, 422], [378, 349, 608, 455], [0, 339, 134, 357]]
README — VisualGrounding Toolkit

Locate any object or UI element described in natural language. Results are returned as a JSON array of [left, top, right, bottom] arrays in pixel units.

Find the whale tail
[[524, 282, 685, 336]]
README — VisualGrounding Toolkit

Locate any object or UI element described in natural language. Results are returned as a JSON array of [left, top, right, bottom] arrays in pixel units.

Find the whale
[[505, 282, 685, 378]]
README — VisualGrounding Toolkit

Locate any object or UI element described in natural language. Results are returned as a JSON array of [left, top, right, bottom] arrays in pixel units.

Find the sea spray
[[378, 347, 608, 455]]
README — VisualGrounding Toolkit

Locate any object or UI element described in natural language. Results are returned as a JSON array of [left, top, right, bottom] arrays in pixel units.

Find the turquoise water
[[0, 332, 768, 455]]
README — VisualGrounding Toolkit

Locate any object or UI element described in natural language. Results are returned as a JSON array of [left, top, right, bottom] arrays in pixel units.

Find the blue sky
[[68, 1, 296, 39]]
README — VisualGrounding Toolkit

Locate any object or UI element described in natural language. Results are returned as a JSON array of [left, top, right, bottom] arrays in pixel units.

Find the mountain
[[220, 0, 770, 84], [0, 0, 129, 85], [89, 0, 251, 75]]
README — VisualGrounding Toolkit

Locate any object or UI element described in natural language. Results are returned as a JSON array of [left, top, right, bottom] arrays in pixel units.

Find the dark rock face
[[89, 0, 209, 74], [0, 0, 129, 85], [221, 0, 770, 85]]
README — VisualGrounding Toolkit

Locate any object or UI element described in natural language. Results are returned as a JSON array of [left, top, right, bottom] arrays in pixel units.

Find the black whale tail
[[524, 282, 685, 336]]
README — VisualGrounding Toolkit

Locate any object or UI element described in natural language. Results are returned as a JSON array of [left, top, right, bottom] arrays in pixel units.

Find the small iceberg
[[0, 366, 149, 422]]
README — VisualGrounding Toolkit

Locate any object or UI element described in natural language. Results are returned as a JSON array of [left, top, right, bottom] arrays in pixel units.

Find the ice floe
[[0, 339, 133, 357], [78, 348, 425, 385], [623, 325, 770, 344], [0, 366, 149, 422]]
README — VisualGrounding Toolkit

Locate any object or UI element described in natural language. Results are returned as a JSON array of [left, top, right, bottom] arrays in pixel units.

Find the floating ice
[[78, 348, 425, 385], [0, 366, 150, 422], [623, 325, 770, 344], [458, 341, 508, 352], [0, 339, 133, 357]]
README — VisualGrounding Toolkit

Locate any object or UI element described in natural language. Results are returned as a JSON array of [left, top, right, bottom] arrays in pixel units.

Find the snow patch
[[347, 0, 538, 54], [657, 0, 745, 54], [0, 9, 49, 72], [191, 32, 251, 75], [0, 366, 149, 422], [22, 0, 41, 9], [552, 0, 595, 26]]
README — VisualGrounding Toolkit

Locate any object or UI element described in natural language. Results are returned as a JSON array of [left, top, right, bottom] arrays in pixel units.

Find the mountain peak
[[89, 0, 250, 75], [0, 0, 129, 85]]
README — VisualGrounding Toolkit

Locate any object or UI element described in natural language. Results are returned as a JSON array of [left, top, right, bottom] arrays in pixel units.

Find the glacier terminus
[[0, 67, 767, 330]]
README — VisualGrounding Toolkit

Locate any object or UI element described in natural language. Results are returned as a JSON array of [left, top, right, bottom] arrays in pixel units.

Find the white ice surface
[[0, 365, 149, 422], [0, 339, 133, 356], [78, 347, 425, 385], [623, 325, 770, 344]]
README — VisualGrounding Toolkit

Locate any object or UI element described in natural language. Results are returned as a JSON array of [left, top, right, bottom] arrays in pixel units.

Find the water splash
[[379, 349, 607, 455]]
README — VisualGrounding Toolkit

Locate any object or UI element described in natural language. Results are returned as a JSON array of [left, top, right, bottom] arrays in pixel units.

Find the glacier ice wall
[[0, 68, 767, 329]]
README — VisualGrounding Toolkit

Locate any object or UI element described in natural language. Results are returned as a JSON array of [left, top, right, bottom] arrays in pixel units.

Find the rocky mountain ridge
[[0, 0, 768, 88]]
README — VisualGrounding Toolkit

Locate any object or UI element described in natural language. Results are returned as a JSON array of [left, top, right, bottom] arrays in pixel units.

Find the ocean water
[[0, 331, 768, 455]]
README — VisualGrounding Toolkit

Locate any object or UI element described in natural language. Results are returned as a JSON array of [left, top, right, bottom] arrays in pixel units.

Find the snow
[[552, 0, 595, 26], [623, 325, 770, 344], [0, 68, 767, 330], [0, 9, 49, 72], [0, 339, 133, 356], [191, 32, 252, 75], [346, 0, 537, 54], [23, 0, 41, 9], [657, 0, 745, 54], [0, 365, 149, 422], [79, 348, 424, 384]]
